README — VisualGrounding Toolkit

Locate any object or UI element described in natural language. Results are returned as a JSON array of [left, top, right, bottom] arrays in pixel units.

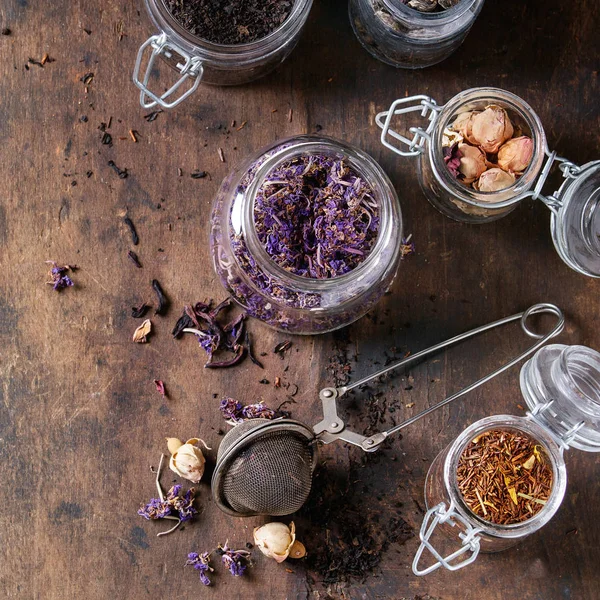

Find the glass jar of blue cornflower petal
[[210, 135, 404, 334]]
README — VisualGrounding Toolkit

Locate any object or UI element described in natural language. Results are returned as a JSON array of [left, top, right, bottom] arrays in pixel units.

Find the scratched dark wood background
[[1, 0, 599, 598]]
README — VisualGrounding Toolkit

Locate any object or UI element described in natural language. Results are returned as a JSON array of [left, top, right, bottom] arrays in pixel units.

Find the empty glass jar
[[413, 344, 600, 575], [132, 0, 313, 109], [349, 0, 485, 69], [377, 87, 600, 277], [209, 135, 403, 334]]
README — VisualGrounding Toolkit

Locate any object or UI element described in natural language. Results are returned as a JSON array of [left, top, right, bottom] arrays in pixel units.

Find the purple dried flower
[[218, 542, 251, 577], [138, 485, 197, 523], [241, 403, 276, 420], [45, 261, 75, 291], [443, 143, 462, 178], [400, 234, 415, 258], [220, 397, 244, 422], [186, 552, 213, 586], [137, 497, 172, 520], [220, 398, 277, 423], [171, 488, 198, 522]]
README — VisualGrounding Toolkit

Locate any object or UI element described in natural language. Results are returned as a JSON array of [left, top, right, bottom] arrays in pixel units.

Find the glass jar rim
[[428, 87, 547, 209], [382, 0, 479, 24], [443, 414, 567, 537], [240, 136, 401, 292], [150, 0, 313, 58]]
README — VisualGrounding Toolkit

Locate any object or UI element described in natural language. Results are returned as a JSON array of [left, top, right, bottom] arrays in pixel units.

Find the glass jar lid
[[520, 344, 600, 452], [550, 161, 600, 278]]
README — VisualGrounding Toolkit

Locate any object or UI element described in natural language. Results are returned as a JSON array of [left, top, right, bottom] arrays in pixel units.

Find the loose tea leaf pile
[[165, 0, 294, 45], [457, 429, 553, 525], [253, 155, 380, 279]]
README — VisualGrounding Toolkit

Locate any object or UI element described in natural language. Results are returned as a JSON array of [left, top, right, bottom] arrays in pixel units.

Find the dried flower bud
[[474, 168, 516, 193], [458, 143, 487, 184], [442, 127, 463, 148], [407, 0, 438, 11], [168, 438, 206, 484], [133, 319, 151, 343], [253, 522, 303, 563], [497, 136, 534, 174], [452, 111, 479, 144], [471, 105, 514, 153]]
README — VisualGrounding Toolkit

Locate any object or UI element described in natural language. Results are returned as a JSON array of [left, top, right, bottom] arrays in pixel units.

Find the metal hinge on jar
[[133, 33, 204, 109], [527, 400, 586, 452], [412, 500, 483, 576], [376, 95, 442, 157]]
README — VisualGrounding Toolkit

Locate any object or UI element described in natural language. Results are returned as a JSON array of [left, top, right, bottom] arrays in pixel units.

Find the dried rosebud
[[497, 136, 534, 174], [133, 319, 151, 343], [167, 438, 207, 484], [442, 127, 463, 148], [458, 143, 487, 184], [253, 522, 305, 563], [452, 111, 479, 145], [471, 105, 514, 153], [474, 168, 516, 192]]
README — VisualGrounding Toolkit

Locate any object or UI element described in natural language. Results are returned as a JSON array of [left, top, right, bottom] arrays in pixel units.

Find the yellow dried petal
[[133, 319, 151, 343], [166, 437, 183, 455], [522, 454, 536, 470], [289, 541, 306, 559]]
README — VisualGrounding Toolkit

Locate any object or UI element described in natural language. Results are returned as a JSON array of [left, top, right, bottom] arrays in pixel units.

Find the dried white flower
[[167, 437, 210, 484], [253, 522, 306, 563]]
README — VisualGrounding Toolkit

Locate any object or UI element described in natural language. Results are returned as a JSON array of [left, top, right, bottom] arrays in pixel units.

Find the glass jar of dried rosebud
[[133, 0, 313, 109], [209, 135, 403, 335], [413, 343, 600, 576], [377, 88, 600, 277], [349, 0, 485, 69]]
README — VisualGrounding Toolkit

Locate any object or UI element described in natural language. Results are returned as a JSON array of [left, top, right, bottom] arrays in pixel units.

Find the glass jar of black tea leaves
[[210, 135, 404, 334], [133, 0, 313, 109]]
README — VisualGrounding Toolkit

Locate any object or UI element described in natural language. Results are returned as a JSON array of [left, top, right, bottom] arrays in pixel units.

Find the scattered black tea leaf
[[108, 160, 128, 179], [274, 340, 292, 356], [101, 132, 112, 145], [190, 170, 208, 179], [123, 217, 139, 245], [127, 250, 142, 268], [144, 109, 163, 122], [132, 303, 150, 318], [245, 331, 264, 368], [152, 279, 169, 315], [80, 72, 94, 85], [1, 28, 11, 36]]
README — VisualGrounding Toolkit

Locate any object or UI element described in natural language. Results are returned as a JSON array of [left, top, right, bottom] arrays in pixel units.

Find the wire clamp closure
[[412, 500, 483, 576], [133, 33, 203, 109], [375, 95, 441, 157]]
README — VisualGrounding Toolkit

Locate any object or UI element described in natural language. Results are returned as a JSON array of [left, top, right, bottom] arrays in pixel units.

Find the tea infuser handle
[[375, 95, 441, 157], [133, 33, 203, 109], [412, 501, 483, 576], [315, 304, 564, 451]]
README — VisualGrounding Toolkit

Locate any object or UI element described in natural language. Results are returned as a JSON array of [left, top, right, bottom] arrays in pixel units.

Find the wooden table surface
[[1, 0, 599, 598]]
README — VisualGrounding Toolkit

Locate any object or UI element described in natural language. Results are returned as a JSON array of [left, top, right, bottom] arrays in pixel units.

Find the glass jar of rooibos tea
[[377, 87, 600, 277], [413, 344, 600, 575], [133, 0, 313, 109], [210, 135, 403, 335], [349, 0, 485, 69]]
